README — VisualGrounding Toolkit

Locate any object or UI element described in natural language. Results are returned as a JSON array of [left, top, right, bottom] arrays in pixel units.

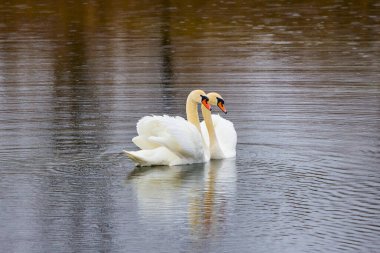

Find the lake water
[[1, 0, 379, 252]]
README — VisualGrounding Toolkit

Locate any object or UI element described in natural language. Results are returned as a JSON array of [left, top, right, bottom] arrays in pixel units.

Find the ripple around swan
[[1, 0, 380, 252], [233, 144, 380, 252]]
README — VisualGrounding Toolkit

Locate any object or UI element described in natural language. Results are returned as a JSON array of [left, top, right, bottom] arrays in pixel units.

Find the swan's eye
[[200, 95, 209, 102], [200, 95, 211, 111], [217, 97, 224, 105], [216, 97, 227, 114]]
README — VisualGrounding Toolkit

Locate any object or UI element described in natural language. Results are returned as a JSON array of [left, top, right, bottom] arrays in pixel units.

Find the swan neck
[[186, 97, 201, 131], [201, 106, 217, 147]]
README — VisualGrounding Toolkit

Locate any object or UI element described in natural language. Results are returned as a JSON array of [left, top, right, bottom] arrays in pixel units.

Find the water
[[1, 0, 379, 252]]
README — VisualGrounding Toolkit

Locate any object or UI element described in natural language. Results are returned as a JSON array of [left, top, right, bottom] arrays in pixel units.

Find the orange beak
[[218, 101, 227, 114], [202, 99, 212, 111]]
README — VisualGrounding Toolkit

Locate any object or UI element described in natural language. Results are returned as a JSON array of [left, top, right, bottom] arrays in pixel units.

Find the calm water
[[1, 0, 380, 252]]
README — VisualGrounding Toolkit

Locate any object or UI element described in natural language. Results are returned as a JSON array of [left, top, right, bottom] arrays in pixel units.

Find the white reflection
[[127, 159, 236, 237], [190, 159, 237, 238]]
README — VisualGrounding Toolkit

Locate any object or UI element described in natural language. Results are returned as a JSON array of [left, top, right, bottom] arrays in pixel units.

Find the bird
[[124, 90, 212, 166], [201, 92, 237, 159]]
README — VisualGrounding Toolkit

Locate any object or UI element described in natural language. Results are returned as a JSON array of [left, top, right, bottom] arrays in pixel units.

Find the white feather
[[124, 115, 209, 166], [201, 114, 237, 159]]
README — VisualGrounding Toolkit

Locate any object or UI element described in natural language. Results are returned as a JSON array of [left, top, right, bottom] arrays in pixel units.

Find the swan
[[201, 92, 237, 159], [123, 90, 212, 166]]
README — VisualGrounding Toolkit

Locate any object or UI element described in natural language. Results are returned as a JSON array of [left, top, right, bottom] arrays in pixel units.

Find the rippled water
[[1, 0, 380, 252]]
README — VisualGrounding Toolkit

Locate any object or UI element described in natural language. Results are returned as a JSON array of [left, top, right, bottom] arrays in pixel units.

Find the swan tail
[[123, 147, 181, 167], [123, 151, 148, 166]]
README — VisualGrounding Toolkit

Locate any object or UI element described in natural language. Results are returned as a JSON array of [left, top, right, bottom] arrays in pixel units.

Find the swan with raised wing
[[201, 92, 237, 159], [124, 90, 211, 166]]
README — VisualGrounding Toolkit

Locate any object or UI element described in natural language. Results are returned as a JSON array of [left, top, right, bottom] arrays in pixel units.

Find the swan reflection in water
[[127, 159, 236, 238]]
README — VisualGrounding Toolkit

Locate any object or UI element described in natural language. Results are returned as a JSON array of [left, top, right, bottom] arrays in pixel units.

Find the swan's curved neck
[[186, 96, 201, 132], [201, 105, 217, 148], [186, 92, 211, 160]]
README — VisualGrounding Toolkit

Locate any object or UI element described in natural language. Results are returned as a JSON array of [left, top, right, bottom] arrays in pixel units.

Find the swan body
[[126, 115, 209, 166], [201, 92, 237, 159], [124, 90, 211, 166]]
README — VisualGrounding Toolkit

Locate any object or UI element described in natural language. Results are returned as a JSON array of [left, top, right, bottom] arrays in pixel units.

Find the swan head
[[188, 90, 211, 111], [207, 92, 227, 114]]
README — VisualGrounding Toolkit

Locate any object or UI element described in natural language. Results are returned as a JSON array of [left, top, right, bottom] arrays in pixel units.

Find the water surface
[[1, 0, 380, 252]]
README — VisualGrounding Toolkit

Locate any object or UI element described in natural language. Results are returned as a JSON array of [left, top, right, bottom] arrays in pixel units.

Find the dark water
[[1, 0, 380, 252]]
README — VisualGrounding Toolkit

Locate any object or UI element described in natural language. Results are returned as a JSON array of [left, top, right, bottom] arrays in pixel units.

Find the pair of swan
[[123, 90, 237, 166]]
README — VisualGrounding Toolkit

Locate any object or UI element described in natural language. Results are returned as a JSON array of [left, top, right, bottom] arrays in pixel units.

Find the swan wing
[[201, 114, 237, 158], [212, 114, 237, 158], [133, 115, 205, 160]]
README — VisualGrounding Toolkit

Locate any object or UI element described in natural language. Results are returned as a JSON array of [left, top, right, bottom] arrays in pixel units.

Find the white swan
[[123, 90, 212, 166], [201, 92, 237, 159]]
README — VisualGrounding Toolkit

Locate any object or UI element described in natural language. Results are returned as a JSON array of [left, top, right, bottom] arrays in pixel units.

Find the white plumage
[[125, 115, 209, 166], [124, 90, 237, 166], [201, 114, 237, 159]]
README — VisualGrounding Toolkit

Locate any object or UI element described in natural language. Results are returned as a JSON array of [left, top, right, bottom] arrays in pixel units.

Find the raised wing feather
[[133, 115, 205, 160]]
